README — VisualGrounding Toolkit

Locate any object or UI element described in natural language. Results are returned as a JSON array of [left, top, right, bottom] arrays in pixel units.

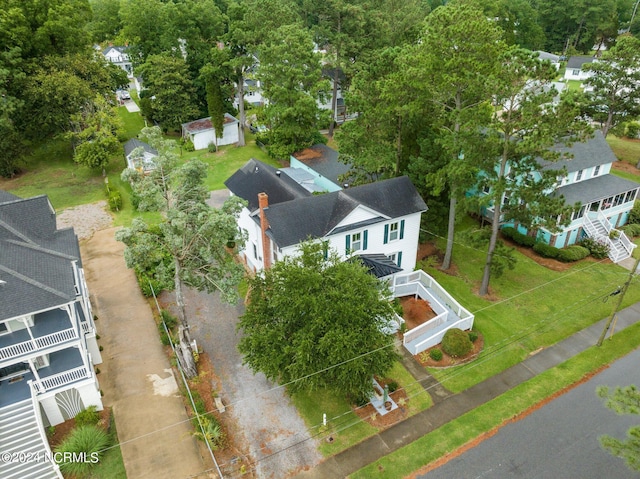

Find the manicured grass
[[607, 135, 640, 166], [418, 217, 640, 393], [117, 105, 145, 139], [90, 418, 127, 479], [350, 319, 640, 479], [565, 79, 583, 91], [290, 360, 433, 457], [610, 168, 640, 183]]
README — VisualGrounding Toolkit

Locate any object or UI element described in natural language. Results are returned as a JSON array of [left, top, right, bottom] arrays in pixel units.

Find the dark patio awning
[[355, 254, 402, 278]]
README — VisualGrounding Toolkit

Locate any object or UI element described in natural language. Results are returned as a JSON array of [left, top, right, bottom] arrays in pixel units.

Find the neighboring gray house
[[564, 55, 596, 81], [0, 191, 103, 479], [535, 51, 561, 69], [182, 113, 240, 150], [124, 139, 158, 173]]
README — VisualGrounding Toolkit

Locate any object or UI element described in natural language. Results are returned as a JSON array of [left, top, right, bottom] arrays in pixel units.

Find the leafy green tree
[[118, 127, 246, 377], [225, 0, 301, 147], [205, 75, 226, 151], [482, 0, 546, 50], [583, 35, 640, 138], [476, 48, 592, 296], [137, 53, 200, 132], [402, 0, 505, 271], [258, 23, 327, 158], [597, 384, 640, 472], [67, 95, 123, 170], [237, 241, 398, 402], [87, 0, 123, 43]]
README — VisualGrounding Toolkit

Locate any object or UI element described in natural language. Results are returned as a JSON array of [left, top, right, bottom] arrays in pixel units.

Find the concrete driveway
[[176, 286, 322, 478]]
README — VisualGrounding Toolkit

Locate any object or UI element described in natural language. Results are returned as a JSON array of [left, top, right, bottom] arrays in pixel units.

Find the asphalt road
[[420, 348, 640, 479]]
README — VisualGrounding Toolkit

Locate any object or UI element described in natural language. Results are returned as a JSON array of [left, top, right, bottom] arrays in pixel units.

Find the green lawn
[[418, 220, 640, 393], [350, 319, 640, 479], [291, 361, 433, 457], [608, 135, 640, 166]]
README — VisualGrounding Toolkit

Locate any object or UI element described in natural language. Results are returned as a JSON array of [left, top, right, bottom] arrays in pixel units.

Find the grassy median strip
[[349, 321, 640, 479]]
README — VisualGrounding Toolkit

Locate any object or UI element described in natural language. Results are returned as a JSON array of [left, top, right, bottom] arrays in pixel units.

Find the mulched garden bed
[[415, 333, 485, 369], [47, 407, 112, 449]]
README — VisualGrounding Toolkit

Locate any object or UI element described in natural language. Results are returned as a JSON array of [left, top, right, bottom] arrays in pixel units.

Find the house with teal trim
[[480, 131, 640, 263]]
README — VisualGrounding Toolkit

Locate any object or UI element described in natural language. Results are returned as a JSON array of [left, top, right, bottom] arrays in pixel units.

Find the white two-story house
[[0, 191, 103, 479], [102, 45, 133, 77], [225, 158, 427, 274], [480, 131, 640, 263]]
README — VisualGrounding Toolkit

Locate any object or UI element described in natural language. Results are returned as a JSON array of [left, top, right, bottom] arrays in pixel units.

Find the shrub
[[625, 121, 640, 139], [501, 227, 536, 247], [441, 328, 473, 358], [194, 415, 225, 449], [183, 139, 195, 152], [55, 425, 111, 476], [621, 223, 640, 238], [628, 201, 640, 225], [579, 237, 610, 259], [557, 245, 590, 262], [107, 188, 122, 212], [533, 242, 560, 259], [160, 309, 178, 331], [468, 331, 478, 343], [207, 142, 217, 153], [75, 406, 100, 427], [429, 348, 443, 361], [387, 380, 399, 393]]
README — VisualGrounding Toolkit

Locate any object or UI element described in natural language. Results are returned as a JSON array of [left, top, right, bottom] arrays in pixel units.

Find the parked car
[[121, 90, 131, 100]]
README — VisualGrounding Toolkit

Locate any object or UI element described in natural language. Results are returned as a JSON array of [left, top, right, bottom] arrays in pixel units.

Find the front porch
[[390, 270, 474, 355]]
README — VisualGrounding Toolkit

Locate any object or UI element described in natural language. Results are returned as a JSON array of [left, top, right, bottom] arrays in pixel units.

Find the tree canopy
[[597, 384, 640, 472], [237, 241, 398, 401]]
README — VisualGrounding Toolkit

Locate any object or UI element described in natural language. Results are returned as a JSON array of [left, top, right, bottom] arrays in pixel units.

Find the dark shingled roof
[[292, 144, 351, 186], [566, 55, 595, 69], [355, 254, 402, 278], [124, 139, 157, 157], [264, 176, 427, 247], [0, 192, 81, 321], [224, 159, 310, 211], [554, 174, 640, 205], [540, 130, 617, 173]]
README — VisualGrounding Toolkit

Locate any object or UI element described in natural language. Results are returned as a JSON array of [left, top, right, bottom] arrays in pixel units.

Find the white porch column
[[76, 382, 103, 411]]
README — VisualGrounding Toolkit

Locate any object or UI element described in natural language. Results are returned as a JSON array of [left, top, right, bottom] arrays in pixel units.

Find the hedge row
[[500, 227, 536, 247], [502, 227, 592, 263]]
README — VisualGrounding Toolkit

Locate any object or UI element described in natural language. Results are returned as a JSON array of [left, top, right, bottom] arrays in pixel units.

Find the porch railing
[[31, 366, 92, 394], [0, 327, 78, 361]]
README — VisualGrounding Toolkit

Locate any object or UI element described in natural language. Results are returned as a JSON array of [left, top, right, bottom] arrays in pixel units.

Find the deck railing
[[0, 327, 78, 361], [32, 366, 91, 394]]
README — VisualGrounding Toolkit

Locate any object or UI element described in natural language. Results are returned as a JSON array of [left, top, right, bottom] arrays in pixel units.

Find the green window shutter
[[397, 251, 402, 267], [400, 219, 405, 240], [363, 230, 368, 250], [384, 224, 389, 244], [345, 235, 350, 254]]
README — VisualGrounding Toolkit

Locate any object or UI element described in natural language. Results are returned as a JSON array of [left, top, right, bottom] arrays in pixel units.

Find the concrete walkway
[[294, 301, 640, 479], [82, 228, 209, 479]]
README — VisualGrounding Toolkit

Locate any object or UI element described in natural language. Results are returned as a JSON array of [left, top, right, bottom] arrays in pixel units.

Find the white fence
[[0, 327, 78, 361]]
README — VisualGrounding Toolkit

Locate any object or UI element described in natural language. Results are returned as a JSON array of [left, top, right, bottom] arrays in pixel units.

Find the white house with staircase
[[481, 131, 640, 264], [0, 191, 103, 479]]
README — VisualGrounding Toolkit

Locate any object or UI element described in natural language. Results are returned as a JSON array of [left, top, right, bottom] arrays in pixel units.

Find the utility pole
[[597, 255, 640, 346]]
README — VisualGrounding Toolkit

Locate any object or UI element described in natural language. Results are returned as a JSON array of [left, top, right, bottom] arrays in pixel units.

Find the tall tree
[[118, 127, 246, 377], [86, 0, 123, 43], [476, 48, 591, 296], [482, 0, 546, 50], [258, 23, 327, 158], [137, 53, 200, 131], [237, 241, 398, 402], [402, 0, 505, 271], [205, 75, 226, 151], [225, 0, 301, 147], [67, 95, 124, 171], [597, 384, 640, 472], [583, 35, 640, 138]]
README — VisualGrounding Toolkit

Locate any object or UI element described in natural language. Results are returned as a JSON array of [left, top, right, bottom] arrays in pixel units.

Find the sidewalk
[[81, 228, 210, 479], [294, 301, 640, 479]]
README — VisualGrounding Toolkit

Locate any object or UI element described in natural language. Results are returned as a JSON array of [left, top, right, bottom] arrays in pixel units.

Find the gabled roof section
[[566, 55, 595, 69], [540, 130, 617, 173], [0, 191, 80, 321], [292, 144, 351, 186], [182, 113, 238, 134], [536, 51, 560, 63], [264, 176, 427, 247], [224, 159, 311, 211], [124, 139, 157, 157]]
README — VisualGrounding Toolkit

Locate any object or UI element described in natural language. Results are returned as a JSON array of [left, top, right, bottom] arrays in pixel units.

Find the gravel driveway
[[180, 287, 321, 479]]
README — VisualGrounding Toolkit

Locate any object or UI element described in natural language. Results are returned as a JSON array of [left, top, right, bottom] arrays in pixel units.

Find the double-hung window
[[384, 220, 405, 244]]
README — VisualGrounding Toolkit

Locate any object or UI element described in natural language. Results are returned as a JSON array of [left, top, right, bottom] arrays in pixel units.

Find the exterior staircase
[[0, 398, 61, 479], [583, 211, 636, 263]]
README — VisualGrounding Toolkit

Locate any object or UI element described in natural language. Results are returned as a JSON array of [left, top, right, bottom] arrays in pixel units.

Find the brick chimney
[[258, 192, 271, 269]]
